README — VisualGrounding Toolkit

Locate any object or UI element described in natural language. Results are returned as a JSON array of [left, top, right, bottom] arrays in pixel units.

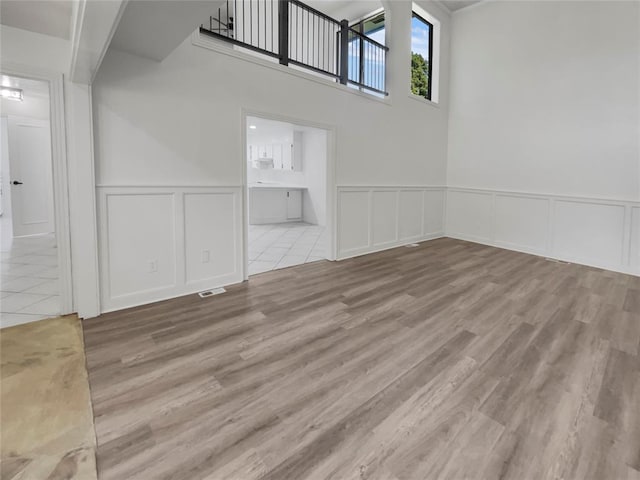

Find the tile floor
[[1, 234, 61, 328], [248, 222, 327, 276]]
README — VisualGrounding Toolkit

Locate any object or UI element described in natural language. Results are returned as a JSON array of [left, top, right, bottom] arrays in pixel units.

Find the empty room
[[0, 0, 638, 479]]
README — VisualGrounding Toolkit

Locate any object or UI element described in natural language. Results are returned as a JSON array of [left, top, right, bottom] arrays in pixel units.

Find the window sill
[[408, 93, 439, 109], [192, 31, 392, 107]]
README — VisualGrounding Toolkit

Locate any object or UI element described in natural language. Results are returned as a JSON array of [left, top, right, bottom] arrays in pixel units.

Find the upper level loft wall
[[92, 0, 451, 187], [0, 25, 71, 72]]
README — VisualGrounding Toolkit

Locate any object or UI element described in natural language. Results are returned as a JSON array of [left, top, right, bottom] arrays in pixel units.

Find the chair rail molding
[[446, 186, 640, 276]]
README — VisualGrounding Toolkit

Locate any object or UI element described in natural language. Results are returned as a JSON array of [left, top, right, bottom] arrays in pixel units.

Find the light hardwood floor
[[83, 238, 640, 480], [1, 316, 97, 480]]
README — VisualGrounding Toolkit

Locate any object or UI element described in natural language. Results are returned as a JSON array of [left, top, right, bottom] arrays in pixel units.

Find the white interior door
[[7, 117, 55, 237]]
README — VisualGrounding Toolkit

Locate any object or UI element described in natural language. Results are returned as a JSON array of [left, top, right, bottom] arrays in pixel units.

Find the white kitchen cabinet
[[286, 190, 302, 219], [249, 143, 286, 169], [249, 186, 304, 224]]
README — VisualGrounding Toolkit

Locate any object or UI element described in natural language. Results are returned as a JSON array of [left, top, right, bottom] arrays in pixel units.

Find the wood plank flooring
[[82, 238, 640, 480]]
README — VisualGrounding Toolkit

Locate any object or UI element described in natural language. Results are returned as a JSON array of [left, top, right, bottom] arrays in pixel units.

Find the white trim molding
[[97, 185, 244, 312], [446, 187, 640, 276], [336, 185, 446, 259]]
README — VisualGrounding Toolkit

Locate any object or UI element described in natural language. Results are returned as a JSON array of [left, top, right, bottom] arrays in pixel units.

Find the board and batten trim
[[336, 186, 446, 260], [97, 186, 244, 312], [446, 187, 640, 276]]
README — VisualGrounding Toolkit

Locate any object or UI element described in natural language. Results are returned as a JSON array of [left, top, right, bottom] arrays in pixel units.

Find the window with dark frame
[[411, 12, 434, 100], [347, 10, 386, 94]]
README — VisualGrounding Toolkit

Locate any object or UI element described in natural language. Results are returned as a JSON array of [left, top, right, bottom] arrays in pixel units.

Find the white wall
[[93, 1, 450, 186], [301, 129, 327, 226], [0, 26, 71, 73], [0, 117, 11, 244], [448, 1, 639, 200], [92, 0, 450, 310], [446, 0, 640, 275], [1, 95, 50, 120]]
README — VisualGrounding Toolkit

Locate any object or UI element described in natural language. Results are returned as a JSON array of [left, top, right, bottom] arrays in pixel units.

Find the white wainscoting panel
[[106, 193, 176, 299], [338, 190, 370, 255], [446, 190, 493, 242], [184, 192, 239, 284], [494, 194, 549, 253], [337, 186, 445, 259], [98, 186, 243, 312], [630, 207, 640, 268], [399, 190, 424, 241], [446, 187, 639, 276], [424, 190, 445, 235], [372, 190, 397, 247], [553, 200, 626, 267]]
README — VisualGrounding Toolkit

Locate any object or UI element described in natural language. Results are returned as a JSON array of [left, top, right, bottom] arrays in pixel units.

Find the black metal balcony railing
[[200, 0, 389, 95]]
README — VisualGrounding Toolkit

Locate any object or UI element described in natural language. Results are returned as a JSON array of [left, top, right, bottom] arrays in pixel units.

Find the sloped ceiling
[[0, 0, 72, 39]]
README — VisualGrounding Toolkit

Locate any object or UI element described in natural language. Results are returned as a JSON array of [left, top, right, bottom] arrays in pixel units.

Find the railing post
[[339, 19, 349, 85], [278, 0, 289, 65]]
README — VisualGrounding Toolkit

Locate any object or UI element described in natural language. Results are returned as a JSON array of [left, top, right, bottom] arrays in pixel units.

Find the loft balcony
[[200, 0, 389, 96]]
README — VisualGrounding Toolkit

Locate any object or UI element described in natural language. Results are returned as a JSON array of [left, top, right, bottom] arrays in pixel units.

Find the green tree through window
[[411, 52, 429, 97]]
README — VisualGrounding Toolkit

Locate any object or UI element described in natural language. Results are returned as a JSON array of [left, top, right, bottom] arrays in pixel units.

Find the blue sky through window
[[347, 19, 386, 91], [411, 15, 431, 60]]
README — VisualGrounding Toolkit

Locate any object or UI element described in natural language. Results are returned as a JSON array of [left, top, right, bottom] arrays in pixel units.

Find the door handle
[[11, 181, 23, 185]]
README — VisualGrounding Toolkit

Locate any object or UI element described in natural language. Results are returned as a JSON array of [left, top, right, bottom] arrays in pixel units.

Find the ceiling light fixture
[[249, 125, 257, 129], [1, 87, 23, 102]]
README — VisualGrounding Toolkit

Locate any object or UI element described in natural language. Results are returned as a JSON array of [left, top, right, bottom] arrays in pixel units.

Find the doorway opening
[[0, 74, 66, 327], [245, 115, 332, 276]]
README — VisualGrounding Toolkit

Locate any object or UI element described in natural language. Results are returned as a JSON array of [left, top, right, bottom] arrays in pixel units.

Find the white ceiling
[[308, 0, 484, 16], [109, 1, 224, 61], [0, 0, 73, 40], [441, 0, 484, 12], [307, 0, 378, 20]]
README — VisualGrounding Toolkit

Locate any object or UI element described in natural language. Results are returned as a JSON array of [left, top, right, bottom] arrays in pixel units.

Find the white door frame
[[1, 64, 74, 315], [240, 108, 337, 280]]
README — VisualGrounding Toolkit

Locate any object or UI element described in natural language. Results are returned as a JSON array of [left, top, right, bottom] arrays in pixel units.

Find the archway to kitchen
[[243, 113, 335, 277]]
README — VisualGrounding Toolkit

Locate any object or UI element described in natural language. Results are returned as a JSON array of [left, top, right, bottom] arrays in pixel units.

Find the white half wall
[[97, 186, 243, 312], [337, 186, 445, 259], [446, 188, 640, 275]]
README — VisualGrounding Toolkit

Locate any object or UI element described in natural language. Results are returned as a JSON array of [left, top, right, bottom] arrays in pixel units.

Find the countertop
[[249, 183, 307, 190]]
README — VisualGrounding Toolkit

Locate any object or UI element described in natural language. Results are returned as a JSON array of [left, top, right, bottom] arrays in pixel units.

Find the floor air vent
[[198, 287, 226, 298]]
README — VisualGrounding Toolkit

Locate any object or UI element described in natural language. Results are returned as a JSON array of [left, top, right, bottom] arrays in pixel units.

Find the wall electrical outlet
[[201, 250, 210, 263], [148, 260, 158, 273]]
